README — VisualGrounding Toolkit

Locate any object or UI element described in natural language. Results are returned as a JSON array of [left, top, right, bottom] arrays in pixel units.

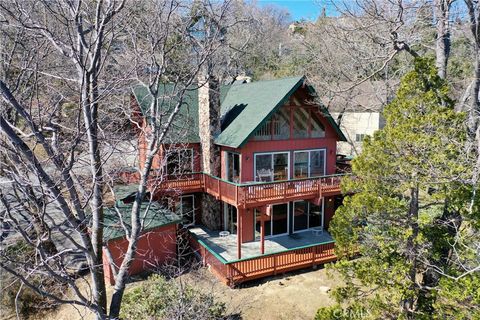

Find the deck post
[[237, 207, 242, 259], [260, 209, 265, 255]]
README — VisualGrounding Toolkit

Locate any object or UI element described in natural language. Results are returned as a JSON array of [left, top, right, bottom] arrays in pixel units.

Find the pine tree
[[316, 58, 474, 319]]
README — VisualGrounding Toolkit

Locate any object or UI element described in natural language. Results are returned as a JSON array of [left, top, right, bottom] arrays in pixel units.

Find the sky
[[257, 0, 329, 21]]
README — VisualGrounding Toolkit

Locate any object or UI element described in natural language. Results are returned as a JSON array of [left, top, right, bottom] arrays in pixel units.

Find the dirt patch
[[42, 266, 339, 320], [177, 266, 340, 320]]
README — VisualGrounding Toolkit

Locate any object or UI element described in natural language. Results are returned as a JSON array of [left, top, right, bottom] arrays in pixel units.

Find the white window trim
[[293, 148, 326, 178], [253, 151, 290, 182]]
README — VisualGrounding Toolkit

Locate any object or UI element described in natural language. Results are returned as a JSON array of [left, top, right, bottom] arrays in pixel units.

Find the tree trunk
[[434, 0, 451, 79], [402, 186, 419, 319]]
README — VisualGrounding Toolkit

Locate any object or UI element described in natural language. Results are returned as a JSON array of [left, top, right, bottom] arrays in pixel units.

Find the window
[[166, 149, 193, 175], [253, 108, 290, 141], [293, 200, 324, 232], [311, 112, 325, 138], [254, 203, 289, 238], [254, 152, 289, 182], [294, 149, 326, 178], [226, 152, 240, 183], [355, 134, 366, 142], [176, 195, 195, 226], [224, 204, 237, 234], [293, 108, 309, 138], [253, 106, 327, 141]]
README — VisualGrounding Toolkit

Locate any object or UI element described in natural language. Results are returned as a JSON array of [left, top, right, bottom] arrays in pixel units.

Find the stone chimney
[[198, 67, 222, 230], [198, 70, 221, 176]]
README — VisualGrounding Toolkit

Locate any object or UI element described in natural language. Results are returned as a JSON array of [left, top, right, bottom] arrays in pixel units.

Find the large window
[[253, 107, 326, 141], [254, 152, 289, 182], [293, 200, 323, 232], [311, 112, 326, 138], [294, 149, 326, 178], [293, 108, 309, 138], [253, 108, 290, 140], [166, 149, 193, 175]]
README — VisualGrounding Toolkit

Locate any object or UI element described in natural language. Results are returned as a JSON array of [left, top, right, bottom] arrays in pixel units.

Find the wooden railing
[[227, 242, 336, 284], [148, 172, 345, 208], [190, 234, 336, 286]]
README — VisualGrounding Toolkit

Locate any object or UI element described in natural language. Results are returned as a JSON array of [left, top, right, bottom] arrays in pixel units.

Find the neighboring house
[[327, 81, 395, 156], [129, 76, 348, 286]]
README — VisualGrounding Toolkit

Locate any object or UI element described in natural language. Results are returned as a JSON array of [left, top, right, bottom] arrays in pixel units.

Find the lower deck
[[189, 226, 336, 286]]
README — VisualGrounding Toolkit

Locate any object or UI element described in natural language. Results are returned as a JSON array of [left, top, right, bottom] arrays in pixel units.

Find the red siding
[[103, 224, 177, 285], [241, 208, 254, 243]]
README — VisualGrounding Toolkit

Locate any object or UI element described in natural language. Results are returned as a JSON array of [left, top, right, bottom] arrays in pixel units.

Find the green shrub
[[120, 274, 226, 320]]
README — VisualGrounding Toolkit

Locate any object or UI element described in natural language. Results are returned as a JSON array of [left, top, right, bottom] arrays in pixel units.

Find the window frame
[[253, 151, 290, 182], [293, 148, 327, 178], [165, 148, 194, 175]]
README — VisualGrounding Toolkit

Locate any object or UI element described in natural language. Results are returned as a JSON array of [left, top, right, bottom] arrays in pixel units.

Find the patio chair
[[257, 169, 273, 182]]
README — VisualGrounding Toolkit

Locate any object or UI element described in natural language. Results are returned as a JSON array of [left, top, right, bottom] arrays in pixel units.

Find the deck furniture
[[219, 231, 230, 237], [311, 226, 323, 236]]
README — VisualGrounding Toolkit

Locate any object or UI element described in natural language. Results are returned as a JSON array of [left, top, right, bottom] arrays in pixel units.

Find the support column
[[237, 207, 242, 259], [260, 215, 265, 255]]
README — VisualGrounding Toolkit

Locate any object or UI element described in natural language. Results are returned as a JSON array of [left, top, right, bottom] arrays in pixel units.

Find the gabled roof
[[216, 76, 303, 147], [132, 76, 347, 148]]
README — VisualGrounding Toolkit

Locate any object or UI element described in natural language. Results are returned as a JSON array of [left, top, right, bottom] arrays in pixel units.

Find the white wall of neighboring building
[[331, 112, 383, 156]]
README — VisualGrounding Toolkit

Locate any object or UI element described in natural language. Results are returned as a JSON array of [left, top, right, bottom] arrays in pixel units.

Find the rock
[[318, 286, 330, 293]]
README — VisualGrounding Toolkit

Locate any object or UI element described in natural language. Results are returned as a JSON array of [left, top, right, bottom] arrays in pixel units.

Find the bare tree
[[0, 0, 237, 319]]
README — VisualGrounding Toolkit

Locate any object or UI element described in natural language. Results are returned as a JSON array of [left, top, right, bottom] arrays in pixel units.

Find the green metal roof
[[103, 200, 181, 242], [132, 76, 347, 148], [216, 76, 304, 147]]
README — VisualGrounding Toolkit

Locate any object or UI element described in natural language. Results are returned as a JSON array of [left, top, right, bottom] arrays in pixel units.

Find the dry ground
[[37, 266, 339, 320]]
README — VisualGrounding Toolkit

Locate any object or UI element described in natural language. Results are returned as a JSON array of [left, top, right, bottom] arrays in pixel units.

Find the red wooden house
[[131, 76, 347, 286]]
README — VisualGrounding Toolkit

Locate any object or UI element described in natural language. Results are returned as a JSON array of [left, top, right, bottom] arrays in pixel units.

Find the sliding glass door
[[254, 152, 289, 182], [294, 149, 326, 178], [224, 204, 237, 234], [293, 200, 324, 232], [255, 203, 290, 238]]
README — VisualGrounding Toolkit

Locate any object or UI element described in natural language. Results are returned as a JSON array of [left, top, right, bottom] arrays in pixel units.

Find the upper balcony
[[148, 172, 345, 209]]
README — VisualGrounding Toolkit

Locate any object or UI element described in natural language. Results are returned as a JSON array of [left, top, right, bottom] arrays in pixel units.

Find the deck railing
[[148, 171, 346, 208], [190, 234, 337, 286]]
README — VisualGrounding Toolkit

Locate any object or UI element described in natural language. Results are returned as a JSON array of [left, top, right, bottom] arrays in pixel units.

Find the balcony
[[149, 172, 345, 208], [189, 226, 336, 286]]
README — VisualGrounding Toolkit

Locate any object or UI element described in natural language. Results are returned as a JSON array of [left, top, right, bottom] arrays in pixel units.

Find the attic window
[[254, 108, 290, 141], [311, 112, 325, 138]]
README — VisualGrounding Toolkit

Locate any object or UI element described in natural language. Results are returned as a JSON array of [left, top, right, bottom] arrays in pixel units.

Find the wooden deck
[[189, 227, 337, 286], [150, 172, 345, 208]]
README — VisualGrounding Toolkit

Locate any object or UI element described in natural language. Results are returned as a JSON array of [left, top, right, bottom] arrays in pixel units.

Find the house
[[130, 76, 348, 286], [102, 185, 181, 285], [326, 81, 394, 156]]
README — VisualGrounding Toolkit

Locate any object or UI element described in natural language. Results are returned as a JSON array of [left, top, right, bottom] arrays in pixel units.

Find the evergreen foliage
[[316, 58, 479, 319]]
